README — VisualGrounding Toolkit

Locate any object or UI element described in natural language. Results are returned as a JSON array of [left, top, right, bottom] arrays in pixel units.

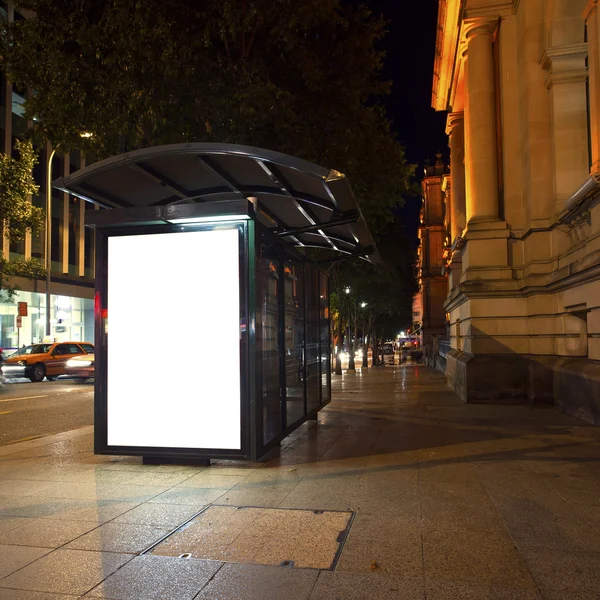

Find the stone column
[[584, 0, 600, 176], [447, 112, 466, 243], [465, 21, 500, 222], [542, 45, 589, 206], [462, 49, 472, 224]]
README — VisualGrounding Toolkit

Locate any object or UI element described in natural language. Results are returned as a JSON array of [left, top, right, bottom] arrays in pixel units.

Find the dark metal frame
[[54, 143, 379, 264], [93, 220, 251, 460]]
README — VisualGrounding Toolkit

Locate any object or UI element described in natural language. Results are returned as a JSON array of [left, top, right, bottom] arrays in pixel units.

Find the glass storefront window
[[0, 290, 94, 351], [284, 257, 305, 428], [31, 192, 45, 260], [51, 195, 64, 271], [84, 207, 95, 278], [68, 196, 80, 274]]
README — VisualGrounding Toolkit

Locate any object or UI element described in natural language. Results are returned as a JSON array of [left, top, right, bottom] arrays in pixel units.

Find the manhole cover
[[151, 505, 353, 570]]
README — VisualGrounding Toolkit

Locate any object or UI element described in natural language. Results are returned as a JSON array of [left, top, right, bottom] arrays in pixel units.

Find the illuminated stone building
[[432, 0, 600, 423], [417, 154, 449, 368]]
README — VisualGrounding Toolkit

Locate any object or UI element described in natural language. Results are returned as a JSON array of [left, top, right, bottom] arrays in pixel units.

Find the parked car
[[1, 342, 94, 382], [65, 353, 95, 380]]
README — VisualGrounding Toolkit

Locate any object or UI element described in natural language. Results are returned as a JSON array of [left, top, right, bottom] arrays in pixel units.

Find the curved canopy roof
[[53, 143, 377, 262]]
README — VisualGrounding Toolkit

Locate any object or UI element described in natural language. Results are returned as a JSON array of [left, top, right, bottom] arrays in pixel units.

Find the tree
[[0, 139, 45, 300], [0, 139, 42, 243], [0, 0, 413, 231], [0, 257, 46, 302]]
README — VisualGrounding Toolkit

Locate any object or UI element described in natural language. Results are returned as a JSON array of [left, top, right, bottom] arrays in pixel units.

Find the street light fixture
[[345, 287, 350, 294], [360, 301, 367, 308]]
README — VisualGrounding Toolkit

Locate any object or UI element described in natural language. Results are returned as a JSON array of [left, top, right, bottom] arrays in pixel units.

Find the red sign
[[16, 315, 22, 328], [17, 302, 28, 317]]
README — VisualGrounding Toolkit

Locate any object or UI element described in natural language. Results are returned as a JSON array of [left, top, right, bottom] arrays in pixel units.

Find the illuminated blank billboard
[[106, 228, 241, 450]]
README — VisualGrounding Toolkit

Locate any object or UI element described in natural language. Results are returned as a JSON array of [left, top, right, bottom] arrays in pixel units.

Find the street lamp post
[[345, 288, 356, 372], [360, 302, 368, 369], [45, 147, 56, 338]]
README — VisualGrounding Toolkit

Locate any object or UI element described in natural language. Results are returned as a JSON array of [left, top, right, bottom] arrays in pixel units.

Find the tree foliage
[[0, 139, 46, 298], [1, 0, 414, 233], [0, 139, 42, 243], [0, 257, 46, 301]]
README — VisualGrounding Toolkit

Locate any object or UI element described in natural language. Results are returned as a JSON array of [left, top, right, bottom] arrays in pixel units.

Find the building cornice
[[464, 1, 518, 20], [432, 0, 463, 111], [432, 0, 519, 112]]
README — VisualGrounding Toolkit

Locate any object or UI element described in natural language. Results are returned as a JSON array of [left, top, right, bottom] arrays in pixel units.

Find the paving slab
[[193, 562, 318, 600], [309, 571, 424, 599], [425, 579, 543, 599], [83, 554, 221, 600], [0, 549, 133, 596], [0, 591, 79, 599], [0, 518, 99, 548], [0, 544, 51, 579], [64, 522, 171, 554]]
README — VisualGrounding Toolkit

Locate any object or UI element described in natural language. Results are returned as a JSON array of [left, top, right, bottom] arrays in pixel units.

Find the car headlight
[[67, 359, 92, 367]]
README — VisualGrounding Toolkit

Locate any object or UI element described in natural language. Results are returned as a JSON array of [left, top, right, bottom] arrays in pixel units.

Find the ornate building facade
[[417, 155, 449, 367], [433, 0, 600, 423]]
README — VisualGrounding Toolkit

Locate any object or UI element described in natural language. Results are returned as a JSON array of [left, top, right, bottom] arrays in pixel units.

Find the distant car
[[381, 343, 396, 365], [65, 353, 95, 380], [1, 342, 94, 382]]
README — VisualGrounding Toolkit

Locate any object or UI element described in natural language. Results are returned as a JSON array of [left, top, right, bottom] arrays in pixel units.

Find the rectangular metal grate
[[151, 505, 354, 570]]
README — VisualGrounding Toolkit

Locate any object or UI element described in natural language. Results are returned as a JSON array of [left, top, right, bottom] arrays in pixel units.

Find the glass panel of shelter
[[305, 264, 321, 415], [320, 271, 331, 404], [259, 238, 283, 446], [283, 255, 306, 429], [255, 229, 329, 454]]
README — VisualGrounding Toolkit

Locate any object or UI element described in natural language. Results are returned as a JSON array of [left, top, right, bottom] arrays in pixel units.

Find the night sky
[[366, 0, 448, 166], [364, 0, 448, 236]]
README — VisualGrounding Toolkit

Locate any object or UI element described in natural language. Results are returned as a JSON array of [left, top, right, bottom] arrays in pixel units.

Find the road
[[0, 378, 93, 446]]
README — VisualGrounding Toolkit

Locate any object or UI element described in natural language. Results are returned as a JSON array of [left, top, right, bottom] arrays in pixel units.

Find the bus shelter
[[54, 143, 377, 462]]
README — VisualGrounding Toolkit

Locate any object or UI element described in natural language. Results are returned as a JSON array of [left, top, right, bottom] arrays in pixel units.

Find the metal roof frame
[[53, 142, 378, 262]]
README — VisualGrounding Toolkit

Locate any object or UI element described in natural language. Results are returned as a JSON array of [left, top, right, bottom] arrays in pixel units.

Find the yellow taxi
[[1, 341, 94, 382]]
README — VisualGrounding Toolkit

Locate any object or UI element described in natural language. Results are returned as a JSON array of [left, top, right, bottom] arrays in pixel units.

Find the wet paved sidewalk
[[1, 366, 600, 599]]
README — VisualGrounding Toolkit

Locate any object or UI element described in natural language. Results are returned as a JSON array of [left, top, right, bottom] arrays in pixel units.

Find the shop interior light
[[167, 214, 251, 224]]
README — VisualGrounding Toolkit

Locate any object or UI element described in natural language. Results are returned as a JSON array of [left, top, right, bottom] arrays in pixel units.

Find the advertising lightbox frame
[[93, 220, 253, 461]]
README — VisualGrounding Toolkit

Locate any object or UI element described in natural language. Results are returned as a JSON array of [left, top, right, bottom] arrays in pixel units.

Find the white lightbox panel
[[106, 228, 242, 449]]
